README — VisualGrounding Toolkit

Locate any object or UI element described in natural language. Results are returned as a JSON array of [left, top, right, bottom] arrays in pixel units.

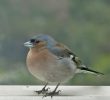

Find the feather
[[77, 65, 104, 75]]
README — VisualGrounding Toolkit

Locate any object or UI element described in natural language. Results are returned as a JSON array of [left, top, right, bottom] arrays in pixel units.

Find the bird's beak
[[24, 41, 34, 48]]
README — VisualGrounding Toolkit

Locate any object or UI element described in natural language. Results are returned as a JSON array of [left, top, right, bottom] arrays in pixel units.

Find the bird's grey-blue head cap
[[24, 34, 57, 48]]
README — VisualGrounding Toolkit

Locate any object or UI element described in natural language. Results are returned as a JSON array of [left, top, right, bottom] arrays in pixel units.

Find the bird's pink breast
[[26, 49, 57, 79], [27, 49, 54, 67]]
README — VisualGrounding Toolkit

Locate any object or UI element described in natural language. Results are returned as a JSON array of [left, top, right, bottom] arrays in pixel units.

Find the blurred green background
[[0, 0, 109, 85]]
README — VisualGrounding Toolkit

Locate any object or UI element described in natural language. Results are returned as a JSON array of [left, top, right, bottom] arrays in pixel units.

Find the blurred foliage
[[0, 0, 110, 85]]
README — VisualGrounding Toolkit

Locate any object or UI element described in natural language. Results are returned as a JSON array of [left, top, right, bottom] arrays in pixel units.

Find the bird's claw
[[35, 83, 50, 95], [35, 87, 50, 95], [43, 90, 61, 98]]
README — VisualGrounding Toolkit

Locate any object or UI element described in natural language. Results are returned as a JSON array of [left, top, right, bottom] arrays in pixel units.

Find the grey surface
[[0, 86, 109, 96], [0, 96, 109, 100]]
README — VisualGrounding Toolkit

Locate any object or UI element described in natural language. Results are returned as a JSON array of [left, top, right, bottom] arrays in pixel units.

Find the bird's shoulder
[[49, 43, 82, 65]]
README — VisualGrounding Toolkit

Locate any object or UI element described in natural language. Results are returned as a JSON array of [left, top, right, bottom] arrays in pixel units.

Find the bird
[[24, 34, 104, 97]]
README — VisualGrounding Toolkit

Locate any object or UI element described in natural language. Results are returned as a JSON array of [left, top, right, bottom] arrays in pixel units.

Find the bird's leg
[[35, 83, 50, 95], [43, 83, 61, 98]]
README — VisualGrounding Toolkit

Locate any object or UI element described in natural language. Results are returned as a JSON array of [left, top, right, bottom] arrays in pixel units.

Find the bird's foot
[[35, 83, 50, 95], [43, 83, 61, 98], [43, 90, 61, 98]]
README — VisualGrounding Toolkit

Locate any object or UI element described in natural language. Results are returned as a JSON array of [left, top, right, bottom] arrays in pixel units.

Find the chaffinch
[[24, 34, 103, 97]]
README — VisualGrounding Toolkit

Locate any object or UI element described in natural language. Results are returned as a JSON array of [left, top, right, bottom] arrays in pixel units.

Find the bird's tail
[[77, 65, 104, 76]]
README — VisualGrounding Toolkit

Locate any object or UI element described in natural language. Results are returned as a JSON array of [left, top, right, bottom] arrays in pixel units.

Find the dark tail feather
[[79, 67, 104, 75]]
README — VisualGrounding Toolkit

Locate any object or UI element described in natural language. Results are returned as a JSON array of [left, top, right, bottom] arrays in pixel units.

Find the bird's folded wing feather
[[49, 43, 82, 66]]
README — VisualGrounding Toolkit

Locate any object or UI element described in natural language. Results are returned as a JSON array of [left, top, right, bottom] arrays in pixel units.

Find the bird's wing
[[49, 43, 104, 75], [49, 43, 82, 66]]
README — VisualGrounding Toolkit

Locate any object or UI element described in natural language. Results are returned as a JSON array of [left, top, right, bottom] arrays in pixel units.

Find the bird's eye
[[36, 40, 40, 43], [30, 39, 36, 43]]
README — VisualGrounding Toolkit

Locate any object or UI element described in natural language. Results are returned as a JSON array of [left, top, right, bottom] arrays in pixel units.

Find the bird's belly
[[27, 57, 77, 83]]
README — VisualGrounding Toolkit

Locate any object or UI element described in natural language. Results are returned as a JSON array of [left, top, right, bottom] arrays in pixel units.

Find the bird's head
[[24, 34, 57, 49]]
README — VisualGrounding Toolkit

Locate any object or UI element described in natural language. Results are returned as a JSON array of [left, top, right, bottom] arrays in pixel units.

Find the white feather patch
[[70, 55, 74, 59]]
